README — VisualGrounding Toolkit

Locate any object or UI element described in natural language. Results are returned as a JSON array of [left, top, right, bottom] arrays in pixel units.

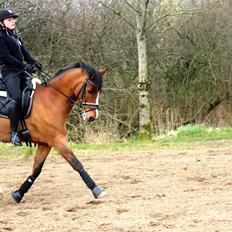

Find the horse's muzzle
[[86, 116, 95, 122], [82, 112, 96, 122]]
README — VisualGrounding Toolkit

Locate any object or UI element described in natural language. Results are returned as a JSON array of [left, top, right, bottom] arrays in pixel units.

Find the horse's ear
[[99, 68, 108, 76]]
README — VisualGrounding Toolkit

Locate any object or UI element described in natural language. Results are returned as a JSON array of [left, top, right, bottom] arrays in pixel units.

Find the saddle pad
[[0, 78, 41, 119], [0, 91, 7, 97]]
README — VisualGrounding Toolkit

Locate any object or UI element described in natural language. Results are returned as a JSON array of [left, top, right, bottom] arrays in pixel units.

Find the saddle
[[0, 77, 38, 119]]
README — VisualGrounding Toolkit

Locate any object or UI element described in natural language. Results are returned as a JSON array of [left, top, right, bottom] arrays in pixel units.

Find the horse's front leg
[[53, 135, 106, 199], [11, 143, 51, 203]]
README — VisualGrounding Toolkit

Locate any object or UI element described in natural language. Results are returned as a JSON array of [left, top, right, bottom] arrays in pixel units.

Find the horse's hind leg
[[11, 143, 51, 203], [54, 136, 106, 199]]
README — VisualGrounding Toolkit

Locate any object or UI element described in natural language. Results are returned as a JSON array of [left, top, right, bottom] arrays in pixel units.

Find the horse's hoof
[[11, 190, 23, 203], [92, 186, 107, 199]]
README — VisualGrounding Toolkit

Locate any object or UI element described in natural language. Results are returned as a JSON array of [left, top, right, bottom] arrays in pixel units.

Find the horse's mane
[[54, 62, 102, 91]]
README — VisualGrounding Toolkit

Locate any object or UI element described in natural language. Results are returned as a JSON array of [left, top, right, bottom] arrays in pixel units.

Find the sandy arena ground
[[0, 145, 232, 232]]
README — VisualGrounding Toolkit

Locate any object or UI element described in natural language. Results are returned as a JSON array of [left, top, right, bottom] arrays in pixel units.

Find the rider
[[0, 9, 42, 146]]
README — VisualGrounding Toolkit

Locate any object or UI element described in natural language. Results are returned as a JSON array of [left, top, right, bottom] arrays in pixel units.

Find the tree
[[1, 0, 229, 140], [100, 0, 153, 140]]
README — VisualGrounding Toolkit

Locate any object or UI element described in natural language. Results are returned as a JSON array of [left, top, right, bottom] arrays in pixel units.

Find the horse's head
[[74, 65, 107, 122], [51, 62, 107, 122]]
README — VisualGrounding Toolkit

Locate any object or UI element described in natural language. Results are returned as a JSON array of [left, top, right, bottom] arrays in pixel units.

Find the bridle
[[38, 70, 100, 114], [72, 78, 100, 113]]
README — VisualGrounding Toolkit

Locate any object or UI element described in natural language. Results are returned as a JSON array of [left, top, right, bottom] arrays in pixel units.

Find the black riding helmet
[[0, 9, 18, 22]]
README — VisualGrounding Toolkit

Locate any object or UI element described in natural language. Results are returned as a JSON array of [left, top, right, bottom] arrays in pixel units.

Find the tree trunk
[[136, 9, 152, 140], [101, 0, 153, 139]]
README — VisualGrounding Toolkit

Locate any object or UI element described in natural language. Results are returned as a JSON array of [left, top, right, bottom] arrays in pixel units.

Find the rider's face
[[3, 17, 16, 30]]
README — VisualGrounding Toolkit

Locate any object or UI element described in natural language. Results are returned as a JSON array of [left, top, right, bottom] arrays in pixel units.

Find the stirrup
[[10, 132, 22, 146]]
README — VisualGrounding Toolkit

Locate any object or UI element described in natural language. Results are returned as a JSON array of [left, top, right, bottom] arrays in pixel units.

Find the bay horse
[[0, 62, 107, 203]]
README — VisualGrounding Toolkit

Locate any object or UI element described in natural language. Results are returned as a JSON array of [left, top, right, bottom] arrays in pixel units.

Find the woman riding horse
[[0, 61, 107, 202], [0, 9, 41, 146]]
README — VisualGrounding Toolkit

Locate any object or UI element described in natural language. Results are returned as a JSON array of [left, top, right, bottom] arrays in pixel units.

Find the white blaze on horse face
[[95, 92, 100, 119]]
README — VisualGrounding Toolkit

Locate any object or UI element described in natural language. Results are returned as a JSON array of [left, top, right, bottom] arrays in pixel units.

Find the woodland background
[[0, 0, 231, 143]]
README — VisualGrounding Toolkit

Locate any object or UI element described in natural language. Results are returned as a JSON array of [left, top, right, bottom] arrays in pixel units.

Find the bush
[[176, 124, 208, 138]]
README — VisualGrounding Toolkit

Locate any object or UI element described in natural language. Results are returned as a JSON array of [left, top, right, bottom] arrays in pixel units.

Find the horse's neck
[[49, 69, 83, 96]]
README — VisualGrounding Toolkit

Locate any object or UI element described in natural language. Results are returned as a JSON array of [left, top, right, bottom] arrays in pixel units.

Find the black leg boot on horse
[[9, 100, 22, 146], [12, 144, 51, 203]]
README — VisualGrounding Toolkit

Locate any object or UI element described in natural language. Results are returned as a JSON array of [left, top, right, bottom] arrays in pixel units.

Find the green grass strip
[[0, 124, 232, 158]]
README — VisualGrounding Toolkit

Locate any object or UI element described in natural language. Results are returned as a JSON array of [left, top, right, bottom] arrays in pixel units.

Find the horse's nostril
[[87, 116, 95, 122]]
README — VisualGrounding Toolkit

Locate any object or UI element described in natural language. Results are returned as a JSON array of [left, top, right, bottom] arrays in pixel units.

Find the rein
[[38, 70, 99, 113]]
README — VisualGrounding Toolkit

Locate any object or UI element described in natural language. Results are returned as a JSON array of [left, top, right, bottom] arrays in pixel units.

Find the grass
[[72, 124, 232, 152], [0, 124, 232, 158], [0, 143, 35, 158]]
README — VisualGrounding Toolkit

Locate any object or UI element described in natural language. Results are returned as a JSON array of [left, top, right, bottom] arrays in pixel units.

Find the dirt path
[[0, 146, 232, 232]]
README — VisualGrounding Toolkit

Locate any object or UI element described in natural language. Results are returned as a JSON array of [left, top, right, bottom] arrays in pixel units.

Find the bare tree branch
[[99, 1, 137, 31], [141, 0, 150, 33], [123, 0, 140, 14], [144, 0, 220, 32], [180, 92, 230, 126]]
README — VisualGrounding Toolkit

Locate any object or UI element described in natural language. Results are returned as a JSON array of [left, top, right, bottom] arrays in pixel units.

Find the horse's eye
[[87, 86, 96, 95], [88, 89, 95, 95]]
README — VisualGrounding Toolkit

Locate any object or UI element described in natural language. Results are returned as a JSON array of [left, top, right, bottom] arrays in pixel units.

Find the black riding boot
[[9, 100, 22, 146]]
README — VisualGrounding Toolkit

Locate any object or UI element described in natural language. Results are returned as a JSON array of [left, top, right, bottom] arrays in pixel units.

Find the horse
[[0, 62, 107, 203]]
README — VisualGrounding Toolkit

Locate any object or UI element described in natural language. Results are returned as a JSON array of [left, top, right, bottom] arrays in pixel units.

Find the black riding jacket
[[0, 27, 36, 71]]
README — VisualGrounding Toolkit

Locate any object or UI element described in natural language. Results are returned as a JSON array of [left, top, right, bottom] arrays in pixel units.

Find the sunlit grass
[[71, 124, 232, 153], [0, 143, 34, 158], [0, 124, 232, 158]]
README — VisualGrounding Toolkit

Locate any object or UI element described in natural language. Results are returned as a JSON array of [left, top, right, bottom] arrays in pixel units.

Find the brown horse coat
[[0, 62, 107, 202]]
